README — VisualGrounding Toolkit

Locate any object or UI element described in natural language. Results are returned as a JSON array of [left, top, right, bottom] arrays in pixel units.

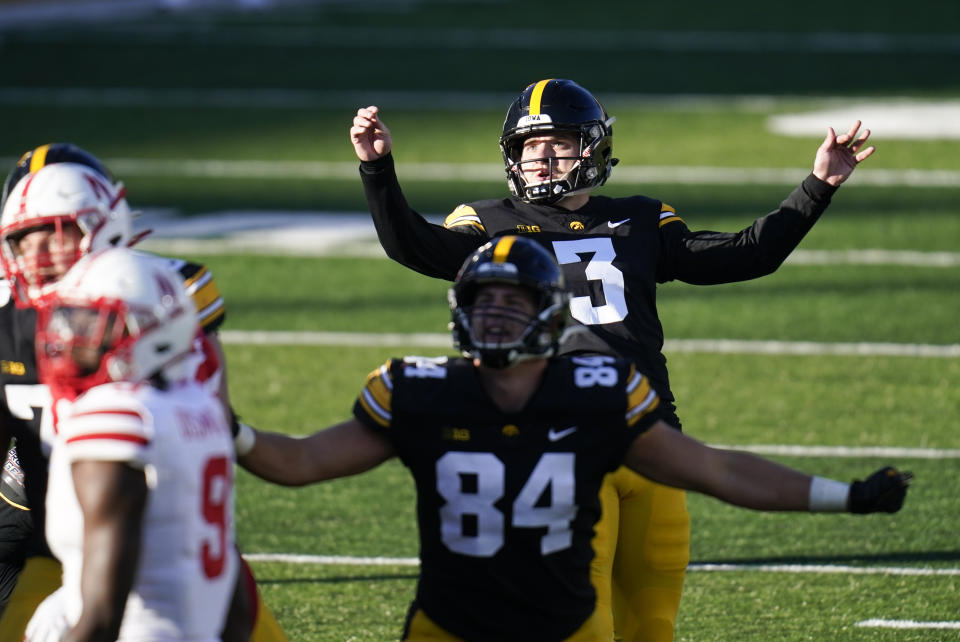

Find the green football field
[[3, 0, 959, 639]]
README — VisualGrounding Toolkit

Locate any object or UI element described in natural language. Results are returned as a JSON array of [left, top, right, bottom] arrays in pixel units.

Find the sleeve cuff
[[802, 173, 839, 203], [359, 153, 395, 176]]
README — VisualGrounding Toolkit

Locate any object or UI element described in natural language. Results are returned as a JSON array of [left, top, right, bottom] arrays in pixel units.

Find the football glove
[[848, 466, 913, 514]]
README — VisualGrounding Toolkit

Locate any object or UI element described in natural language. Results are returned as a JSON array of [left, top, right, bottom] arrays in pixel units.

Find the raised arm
[[659, 121, 875, 285], [624, 422, 911, 513], [235, 418, 395, 486], [352, 106, 485, 280]]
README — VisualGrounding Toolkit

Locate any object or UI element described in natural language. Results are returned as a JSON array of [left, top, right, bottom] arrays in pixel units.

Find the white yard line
[[242, 553, 960, 577], [708, 445, 960, 459], [856, 619, 960, 629], [219, 331, 960, 359]]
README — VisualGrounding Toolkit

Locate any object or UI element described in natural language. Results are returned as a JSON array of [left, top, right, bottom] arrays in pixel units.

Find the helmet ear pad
[[500, 79, 616, 204]]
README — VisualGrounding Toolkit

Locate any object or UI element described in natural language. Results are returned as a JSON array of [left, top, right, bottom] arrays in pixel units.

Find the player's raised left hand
[[812, 120, 875, 187]]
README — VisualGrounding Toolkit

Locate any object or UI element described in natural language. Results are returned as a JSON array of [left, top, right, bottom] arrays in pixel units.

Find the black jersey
[[0, 256, 227, 556], [352, 355, 661, 642], [360, 153, 838, 426]]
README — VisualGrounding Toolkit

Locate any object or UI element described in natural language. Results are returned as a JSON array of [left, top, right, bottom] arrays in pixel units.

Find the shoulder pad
[[444, 205, 485, 232]]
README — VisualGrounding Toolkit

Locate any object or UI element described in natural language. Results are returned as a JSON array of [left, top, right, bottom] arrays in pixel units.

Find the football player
[[0, 146, 287, 641], [233, 236, 911, 641], [350, 79, 875, 641], [27, 247, 237, 641]]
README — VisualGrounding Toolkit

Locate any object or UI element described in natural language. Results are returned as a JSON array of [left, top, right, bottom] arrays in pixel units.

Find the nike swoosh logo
[[607, 218, 630, 228], [547, 426, 578, 442]]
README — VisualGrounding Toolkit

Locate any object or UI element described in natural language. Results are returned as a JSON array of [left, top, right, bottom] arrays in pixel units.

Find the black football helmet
[[500, 79, 617, 204], [1, 143, 114, 213], [450, 235, 569, 368]]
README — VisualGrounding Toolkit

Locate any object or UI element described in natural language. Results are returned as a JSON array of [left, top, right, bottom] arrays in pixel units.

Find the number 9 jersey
[[352, 355, 661, 642], [44, 380, 237, 640]]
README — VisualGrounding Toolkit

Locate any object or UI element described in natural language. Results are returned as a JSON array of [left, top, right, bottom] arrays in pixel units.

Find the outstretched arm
[[659, 121, 875, 285], [236, 418, 395, 486], [624, 422, 911, 513]]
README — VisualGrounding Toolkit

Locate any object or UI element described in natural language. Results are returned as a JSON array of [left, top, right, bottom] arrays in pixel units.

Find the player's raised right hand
[[351, 105, 393, 161]]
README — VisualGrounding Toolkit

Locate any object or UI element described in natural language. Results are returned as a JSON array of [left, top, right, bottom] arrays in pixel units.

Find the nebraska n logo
[[154, 272, 178, 302]]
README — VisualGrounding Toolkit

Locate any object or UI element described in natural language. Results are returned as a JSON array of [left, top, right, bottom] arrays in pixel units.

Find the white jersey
[[44, 379, 237, 641]]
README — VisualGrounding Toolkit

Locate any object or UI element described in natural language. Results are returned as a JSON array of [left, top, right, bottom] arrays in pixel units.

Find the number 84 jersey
[[352, 355, 661, 642]]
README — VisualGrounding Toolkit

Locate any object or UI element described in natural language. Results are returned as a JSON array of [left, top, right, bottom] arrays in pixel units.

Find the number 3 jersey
[[45, 380, 237, 641], [361, 153, 836, 426], [352, 355, 662, 642]]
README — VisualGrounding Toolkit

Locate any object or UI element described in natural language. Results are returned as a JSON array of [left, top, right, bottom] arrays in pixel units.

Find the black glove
[[848, 466, 913, 514]]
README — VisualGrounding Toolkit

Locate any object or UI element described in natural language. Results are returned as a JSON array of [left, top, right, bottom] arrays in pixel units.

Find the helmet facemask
[[451, 236, 569, 369], [502, 119, 614, 205], [1, 218, 86, 306], [36, 297, 146, 399], [452, 282, 566, 369], [35, 248, 199, 399], [0, 163, 134, 307]]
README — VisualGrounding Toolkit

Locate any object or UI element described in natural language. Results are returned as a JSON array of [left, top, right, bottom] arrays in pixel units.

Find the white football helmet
[[0, 162, 133, 306], [35, 247, 198, 397]]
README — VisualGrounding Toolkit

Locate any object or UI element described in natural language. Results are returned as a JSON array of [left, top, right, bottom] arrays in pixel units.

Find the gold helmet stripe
[[528, 79, 554, 116], [29, 144, 51, 173], [492, 235, 516, 263]]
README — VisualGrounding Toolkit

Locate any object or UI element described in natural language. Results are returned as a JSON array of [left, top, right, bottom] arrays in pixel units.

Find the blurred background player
[[0, 145, 286, 641], [351, 78, 876, 640], [26, 247, 237, 641], [232, 236, 911, 641]]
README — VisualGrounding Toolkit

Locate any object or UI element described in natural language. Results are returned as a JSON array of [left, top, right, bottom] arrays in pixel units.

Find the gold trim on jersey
[[658, 204, 684, 228], [358, 362, 393, 427], [198, 304, 225, 328], [625, 366, 660, 427], [443, 205, 485, 231], [182, 267, 226, 330], [529, 79, 554, 115], [492, 236, 516, 263], [0, 490, 29, 511], [29, 144, 50, 172]]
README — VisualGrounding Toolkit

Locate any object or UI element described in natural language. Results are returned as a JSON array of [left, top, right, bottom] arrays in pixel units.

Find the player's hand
[[24, 587, 70, 642], [812, 120, 875, 187], [848, 466, 913, 513], [351, 105, 392, 161]]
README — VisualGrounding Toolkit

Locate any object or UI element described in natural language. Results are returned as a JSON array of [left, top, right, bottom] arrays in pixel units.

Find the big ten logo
[[442, 426, 471, 442], [1, 361, 26, 376]]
